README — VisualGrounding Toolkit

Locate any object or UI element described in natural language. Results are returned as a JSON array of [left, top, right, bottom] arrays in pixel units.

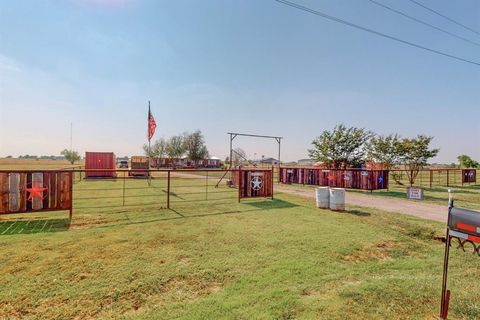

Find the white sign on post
[[407, 187, 424, 200]]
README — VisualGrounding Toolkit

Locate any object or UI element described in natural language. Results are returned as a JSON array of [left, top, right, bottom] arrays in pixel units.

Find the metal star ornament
[[25, 181, 48, 201], [251, 176, 263, 191]]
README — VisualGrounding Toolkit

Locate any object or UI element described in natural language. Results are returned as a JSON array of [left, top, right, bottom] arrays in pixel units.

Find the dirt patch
[[69, 217, 110, 230], [343, 241, 403, 263]]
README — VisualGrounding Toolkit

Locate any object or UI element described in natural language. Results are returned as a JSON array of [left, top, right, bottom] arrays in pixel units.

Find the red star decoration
[[327, 175, 334, 181], [25, 181, 48, 201]]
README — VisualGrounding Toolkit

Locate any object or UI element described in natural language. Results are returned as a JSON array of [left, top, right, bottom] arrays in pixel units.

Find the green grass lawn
[[1, 176, 480, 319]]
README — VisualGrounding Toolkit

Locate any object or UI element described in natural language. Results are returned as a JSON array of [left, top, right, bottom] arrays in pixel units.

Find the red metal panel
[[85, 152, 116, 178], [130, 156, 149, 177], [278, 167, 389, 190]]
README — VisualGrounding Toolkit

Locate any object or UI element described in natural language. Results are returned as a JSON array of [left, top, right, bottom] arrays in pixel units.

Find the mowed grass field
[[0, 159, 84, 170], [1, 160, 480, 319]]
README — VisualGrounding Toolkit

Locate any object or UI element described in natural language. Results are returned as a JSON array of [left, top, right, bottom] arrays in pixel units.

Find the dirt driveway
[[276, 185, 448, 223]]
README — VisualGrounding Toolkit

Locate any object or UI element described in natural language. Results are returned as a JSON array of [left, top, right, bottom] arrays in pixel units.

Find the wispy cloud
[[0, 54, 21, 73], [69, 0, 134, 8]]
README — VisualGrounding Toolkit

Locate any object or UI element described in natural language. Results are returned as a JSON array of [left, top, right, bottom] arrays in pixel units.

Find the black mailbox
[[448, 207, 480, 241], [440, 196, 480, 319]]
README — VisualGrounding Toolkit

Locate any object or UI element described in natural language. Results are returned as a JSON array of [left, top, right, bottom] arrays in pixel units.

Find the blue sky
[[0, 0, 479, 162]]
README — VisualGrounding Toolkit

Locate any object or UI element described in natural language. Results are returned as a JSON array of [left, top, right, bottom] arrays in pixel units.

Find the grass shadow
[[92, 207, 264, 230], [244, 199, 299, 210], [0, 218, 70, 235], [161, 190, 186, 200], [345, 209, 371, 217]]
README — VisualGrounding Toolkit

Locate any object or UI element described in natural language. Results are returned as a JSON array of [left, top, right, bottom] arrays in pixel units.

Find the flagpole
[[148, 100, 151, 186], [148, 101, 151, 157]]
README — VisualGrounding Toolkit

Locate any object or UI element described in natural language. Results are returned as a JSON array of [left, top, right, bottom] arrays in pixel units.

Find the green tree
[[166, 135, 185, 159], [60, 149, 81, 165], [398, 135, 439, 186], [143, 138, 167, 159], [366, 134, 404, 185], [457, 154, 479, 168], [366, 134, 402, 169], [308, 124, 372, 169], [183, 130, 209, 166]]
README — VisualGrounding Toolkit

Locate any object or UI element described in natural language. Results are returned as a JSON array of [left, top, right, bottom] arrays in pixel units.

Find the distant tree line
[[143, 130, 209, 165], [7, 154, 74, 161], [1, 151, 82, 165]]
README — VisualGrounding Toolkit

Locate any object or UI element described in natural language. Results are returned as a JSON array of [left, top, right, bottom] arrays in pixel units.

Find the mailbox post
[[440, 190, 480, 319]]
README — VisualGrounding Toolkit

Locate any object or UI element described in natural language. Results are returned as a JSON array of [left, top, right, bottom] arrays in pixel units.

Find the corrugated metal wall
[[85, 152, 116, 178]]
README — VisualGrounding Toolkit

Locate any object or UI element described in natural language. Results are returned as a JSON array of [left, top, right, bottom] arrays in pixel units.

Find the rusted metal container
[[130, 156, 149, 177], [85, 152, 116, 178], [279, 167, 389, 190]]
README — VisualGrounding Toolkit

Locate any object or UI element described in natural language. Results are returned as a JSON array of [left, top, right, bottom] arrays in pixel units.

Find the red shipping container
[[85, 152, 116, 178]]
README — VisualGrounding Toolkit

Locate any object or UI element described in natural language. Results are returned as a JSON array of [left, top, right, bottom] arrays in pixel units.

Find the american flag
[[148, 105, 156, 141]]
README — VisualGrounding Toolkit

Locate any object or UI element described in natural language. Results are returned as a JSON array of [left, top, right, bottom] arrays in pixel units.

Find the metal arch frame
[[227, 132, 283, 168]]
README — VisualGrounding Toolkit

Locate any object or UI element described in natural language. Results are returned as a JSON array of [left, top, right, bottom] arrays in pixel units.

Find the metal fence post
[[205, 170, 208, 200], [167, 170, 171, 209], [122, 170, 126, 206]]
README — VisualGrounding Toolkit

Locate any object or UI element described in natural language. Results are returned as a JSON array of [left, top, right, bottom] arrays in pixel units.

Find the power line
[[274, 0, 480, 67], [368, 0, 480, 48], [407, 0, 480, 36]]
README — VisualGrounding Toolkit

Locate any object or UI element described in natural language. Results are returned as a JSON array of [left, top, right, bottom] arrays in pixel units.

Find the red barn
[[85, 152, 116, 178]]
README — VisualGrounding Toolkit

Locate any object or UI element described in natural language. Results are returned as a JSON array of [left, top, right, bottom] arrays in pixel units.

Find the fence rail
[[389, 169, 477, 188], [0, 168, 275, 215]]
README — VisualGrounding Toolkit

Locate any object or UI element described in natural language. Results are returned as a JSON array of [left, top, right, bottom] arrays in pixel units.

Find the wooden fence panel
[[0, 170, 73, 215], [238, 168, 273, 200], [279, 167, 389, 190]]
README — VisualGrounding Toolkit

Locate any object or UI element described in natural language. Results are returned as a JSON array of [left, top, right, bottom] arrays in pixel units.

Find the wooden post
[[238, 167, 242, 203], [167, 170, 171, 209], [370, 170, 374, 193], [205, 171, 208, 200], [271, 166, 274, 200], [69, 171, 73, 221], [430, 170, 433, 189], [447, 170, 450, 187]]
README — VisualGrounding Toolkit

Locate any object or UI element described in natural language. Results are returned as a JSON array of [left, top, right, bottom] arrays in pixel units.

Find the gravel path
[[276, 185, 448, 223]]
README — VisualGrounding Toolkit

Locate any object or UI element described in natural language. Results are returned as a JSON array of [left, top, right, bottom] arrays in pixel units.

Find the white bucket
[[315, 187, 330, 209], [329, 188, 345, 211]]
